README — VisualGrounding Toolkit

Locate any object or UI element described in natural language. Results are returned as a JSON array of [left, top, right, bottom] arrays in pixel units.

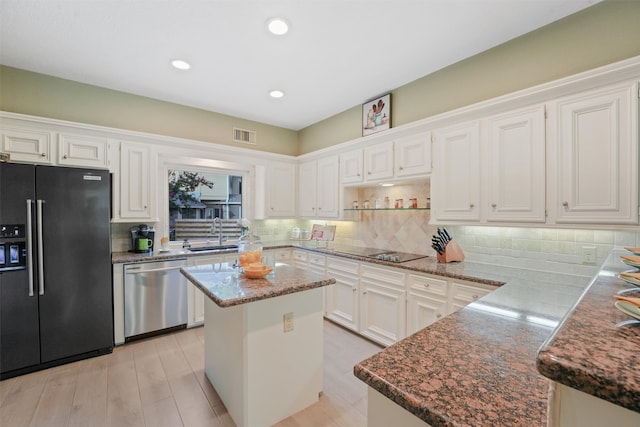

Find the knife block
[[437, 240, 465, 263]]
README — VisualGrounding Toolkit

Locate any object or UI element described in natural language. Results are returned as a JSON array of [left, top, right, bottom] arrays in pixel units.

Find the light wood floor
[[0, 320, 382, 427]]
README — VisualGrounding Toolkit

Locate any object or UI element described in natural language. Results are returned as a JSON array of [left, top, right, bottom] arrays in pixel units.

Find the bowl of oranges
[[242, 262, 272, 279]]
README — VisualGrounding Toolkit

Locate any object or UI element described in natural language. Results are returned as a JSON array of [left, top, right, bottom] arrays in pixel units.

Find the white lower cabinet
[[264, 247, 292, 263], [406, 274, 448, 336], [359, 265, 406, 346], [187, 253, 236, 326], [292, 249, 308, 269], [307, 252, 327, 276], [325, 257, 360, 331], [318, 252, 498, 346]]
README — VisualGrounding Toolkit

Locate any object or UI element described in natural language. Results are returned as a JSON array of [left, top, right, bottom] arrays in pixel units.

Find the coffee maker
[[130, 224, 155, 253]]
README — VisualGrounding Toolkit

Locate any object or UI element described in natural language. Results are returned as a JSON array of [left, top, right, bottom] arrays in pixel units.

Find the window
[[168, 169, 243, 241]]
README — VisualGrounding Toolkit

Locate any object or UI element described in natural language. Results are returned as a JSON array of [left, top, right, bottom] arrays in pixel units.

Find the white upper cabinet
[[363, 141, 394, 181], [298, 155, 339, 218], [1, 127, 53, 164], [395, 132, 431, 177], [432, 120, 481, 222], [549, 81, 638, 224], [485, 105, 546, 223], [340, 135, 430, 185], [339, 149, 364, 184], [298, 160, 317, 217], [264, 161, 296, 218], [316, 156, 340, 217], [58, 132, 109, 168], [117, 141, 156, 221]]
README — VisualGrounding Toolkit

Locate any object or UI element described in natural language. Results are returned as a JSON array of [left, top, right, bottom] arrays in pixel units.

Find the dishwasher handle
[[125, 264, 187, 274]]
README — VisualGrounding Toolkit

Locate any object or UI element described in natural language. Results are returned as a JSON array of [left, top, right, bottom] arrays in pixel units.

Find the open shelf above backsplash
[[343, 180, 430, 212]]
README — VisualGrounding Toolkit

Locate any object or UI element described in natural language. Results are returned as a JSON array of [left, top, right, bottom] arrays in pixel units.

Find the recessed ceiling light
[[269, 90, 285, 98], [267, 18, 289, 35], [171, 59, 191, 70], [380, 183, 394, 187]]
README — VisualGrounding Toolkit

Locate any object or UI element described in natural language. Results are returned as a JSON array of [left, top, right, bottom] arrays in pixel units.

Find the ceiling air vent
[[233, 128, 257, 145]]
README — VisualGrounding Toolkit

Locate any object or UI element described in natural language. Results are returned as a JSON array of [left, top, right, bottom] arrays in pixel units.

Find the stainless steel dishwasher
[[124, 259, 188, 341]]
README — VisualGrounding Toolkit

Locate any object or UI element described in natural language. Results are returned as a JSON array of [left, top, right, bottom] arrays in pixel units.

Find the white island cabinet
[[181, 262, 335, 427]]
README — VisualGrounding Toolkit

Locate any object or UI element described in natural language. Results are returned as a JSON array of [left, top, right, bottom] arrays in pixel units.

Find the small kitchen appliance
[[130, 224, 155, 253]]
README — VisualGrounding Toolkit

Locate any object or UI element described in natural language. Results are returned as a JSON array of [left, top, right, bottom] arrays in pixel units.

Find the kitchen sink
[[188, 244, 239, 252]]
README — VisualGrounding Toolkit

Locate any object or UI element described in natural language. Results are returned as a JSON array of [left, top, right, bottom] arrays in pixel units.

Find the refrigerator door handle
[[36, 199, 45, 295], [26, 199, 35, 297]]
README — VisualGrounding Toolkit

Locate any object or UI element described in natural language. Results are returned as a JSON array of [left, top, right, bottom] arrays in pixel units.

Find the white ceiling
[[0, 0, 602, 131]]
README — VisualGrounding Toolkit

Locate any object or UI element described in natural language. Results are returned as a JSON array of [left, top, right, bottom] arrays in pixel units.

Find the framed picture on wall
[[362, 93, 391, 136]]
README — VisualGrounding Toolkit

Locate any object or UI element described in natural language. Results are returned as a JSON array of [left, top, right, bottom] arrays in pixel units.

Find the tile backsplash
[[112, 210, 638, 295]]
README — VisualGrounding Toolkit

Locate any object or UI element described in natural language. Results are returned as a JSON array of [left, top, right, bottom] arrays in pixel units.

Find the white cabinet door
[[432, 121, 481, 222], [266, 162, 296, 218], [119, 141, 155, 220], [1, 127, 53, 164], [363, 141, 394, 181], [299, 156, 339, 218], [406, 273, 448, 335], [316, 155, 339, 218], [395, 132, 431, 177], [58, 132, 109, 168], [325, 257, 360, 332], [359, 264, 406, 346], [551, 82, 638, 224], [298, 160, 317, 217], [340, 149, 363, 184], [486, 105, 546, 223]]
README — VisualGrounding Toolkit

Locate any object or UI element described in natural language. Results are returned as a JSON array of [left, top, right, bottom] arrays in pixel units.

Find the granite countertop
[[353, 283, 558, 427], [180, 262, 335, 308], [536, 251, 640, 413]]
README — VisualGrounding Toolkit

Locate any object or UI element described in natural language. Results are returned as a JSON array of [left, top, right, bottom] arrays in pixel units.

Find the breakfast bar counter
[[180, 261, 335, 427], [353, 250, 640, 427]]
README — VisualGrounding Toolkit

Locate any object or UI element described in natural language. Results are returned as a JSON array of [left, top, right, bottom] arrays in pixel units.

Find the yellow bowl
[[243, 267, 272, 279]]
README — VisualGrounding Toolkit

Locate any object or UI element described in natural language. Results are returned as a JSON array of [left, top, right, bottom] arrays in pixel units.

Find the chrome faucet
[[212, 217, 225, 246]]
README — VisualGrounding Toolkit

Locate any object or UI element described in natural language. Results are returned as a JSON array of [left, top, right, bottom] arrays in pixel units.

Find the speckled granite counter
[[180, 262, 335, 307], [537, 251, 640, 413], [353, 285, 557, 427], [353, 249, 640, 427]]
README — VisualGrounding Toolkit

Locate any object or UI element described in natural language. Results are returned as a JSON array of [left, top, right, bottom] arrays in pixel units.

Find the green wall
[[0, 66, 299, 156], [298, 0, 640, 154], [1, 1, 639, 156]]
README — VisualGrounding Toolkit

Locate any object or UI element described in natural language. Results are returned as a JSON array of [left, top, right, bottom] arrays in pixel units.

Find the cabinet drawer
[[407, 274, 447, 297], [327, 257, 359, 275], [451, 281, 493, 303], [308, 253, 326, 266], [293, 250, 308, 262], [360, 264, 405, 287]]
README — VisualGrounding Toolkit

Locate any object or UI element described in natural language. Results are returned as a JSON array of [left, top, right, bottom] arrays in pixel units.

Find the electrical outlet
[[283, 312, 294, 333], [582, 246, 596, 264]]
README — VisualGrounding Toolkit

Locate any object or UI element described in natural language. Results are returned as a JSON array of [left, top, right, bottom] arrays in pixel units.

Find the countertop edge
[[534, 251, 640, 413], [181, 266, 336, 308]]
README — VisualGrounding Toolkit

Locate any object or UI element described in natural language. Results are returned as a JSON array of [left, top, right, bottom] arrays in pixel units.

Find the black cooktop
[[365, 251, 429, 263], [330, 246, 428, 263]]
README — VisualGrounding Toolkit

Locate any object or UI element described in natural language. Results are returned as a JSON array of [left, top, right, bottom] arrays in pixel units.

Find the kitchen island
[[180, 261, 335, 427]]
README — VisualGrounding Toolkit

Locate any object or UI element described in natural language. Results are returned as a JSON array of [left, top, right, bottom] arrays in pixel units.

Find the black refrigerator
[[0, 163, 113, 379]]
